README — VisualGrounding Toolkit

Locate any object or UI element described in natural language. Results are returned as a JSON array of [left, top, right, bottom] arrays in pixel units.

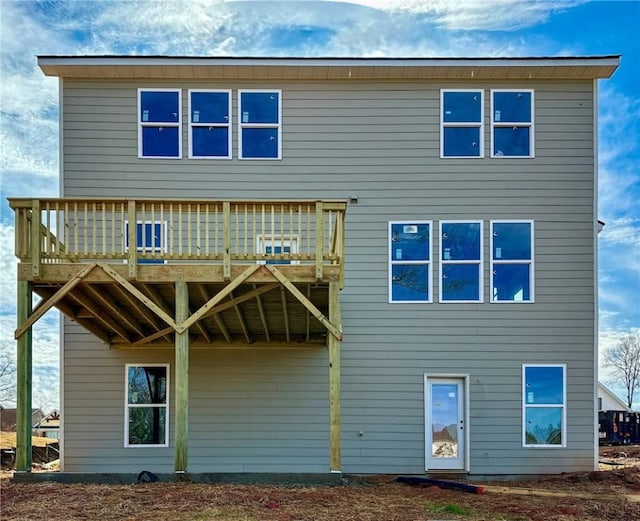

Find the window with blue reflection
[[492, 90, 533, 158], [240, 92, 279, 123], [391, 264, 429, 302], [265, 244, 292, 265], [125, 222, 165, 264], [491, 221, 533, 302], [139, 89, 181, 158], [441, 222, 481, 260], [492, 264, 530, 301], [141, 126, 179, 157], [523, 365, 565, 447], [192, 127, 229, 157], [389, 221, 431, 302], [493, 126, 530, 157], [140, 91, 179, 123], [493, 222, 532, 259], [441, 90, 483, 158], [443, 127, 481, 157], [242, 128, 279, 158], [391, 223, 430, 261], [493, 91, 532, 123], [191, 92, 229, 123], [443, 91, 482, 122], [442, 264, 480, 301], [525, 366, 564, 404]]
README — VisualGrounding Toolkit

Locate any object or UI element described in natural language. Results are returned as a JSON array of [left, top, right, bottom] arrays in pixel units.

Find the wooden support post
[[223, 201, 231, 281], [328, 280, 341, 472], [127, 200, 137, 279], [31, 201, 41, 278], [315, 202, 324, 280], [16, 280, 33, 472], [174, 280, 189, 473]]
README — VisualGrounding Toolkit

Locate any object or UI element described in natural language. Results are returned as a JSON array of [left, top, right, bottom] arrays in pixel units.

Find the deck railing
[[10, 198, 346, 280]]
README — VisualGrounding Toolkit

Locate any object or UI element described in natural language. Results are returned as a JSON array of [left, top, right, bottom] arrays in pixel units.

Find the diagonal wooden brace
[[14, 263, 98, 340], [97, 263, 177, 331], [264, 264, 343, 341]]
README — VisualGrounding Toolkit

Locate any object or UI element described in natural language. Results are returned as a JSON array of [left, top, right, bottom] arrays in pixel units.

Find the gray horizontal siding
[[61, 77, 596, 475]]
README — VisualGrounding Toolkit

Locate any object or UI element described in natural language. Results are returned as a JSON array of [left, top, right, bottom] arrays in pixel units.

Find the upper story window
[[523, 364, 566, 447], [188, 90, 231, 159], [389, 221, 432, 303], [125, 220, 167, 264], [490, 220, 534, 302], [441, 90, 484, 158], [125, 364, 169, 447], [239, 90, 282, 159], [138, 89, 181, 158], [439, 221, 483, 302], [491, 90, 534, 158]]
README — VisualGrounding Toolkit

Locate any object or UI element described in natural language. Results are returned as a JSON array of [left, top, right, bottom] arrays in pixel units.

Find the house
[[598, 382, 631, 412], [10, 55, 619, 479], [33, 410, 61, 439], [0, 407, 45, 433]]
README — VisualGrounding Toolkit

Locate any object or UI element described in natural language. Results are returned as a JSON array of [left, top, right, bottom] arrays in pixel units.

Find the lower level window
[[523, 364, 566, 447], [125, 364, 169, 447]]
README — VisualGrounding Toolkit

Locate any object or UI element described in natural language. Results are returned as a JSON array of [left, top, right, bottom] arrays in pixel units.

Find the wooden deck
[[10, 198, 346, 349]]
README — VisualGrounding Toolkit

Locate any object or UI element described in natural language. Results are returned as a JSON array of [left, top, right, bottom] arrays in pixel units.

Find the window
[[125, 364, 169, 447], [389, 221, 432, 303], [125, 221, 167, 264], [138, 89, 181, 158], [491, 90, 534, 157], [441, 90, 484, 158], [239, 90, 281, 159], [439, 221, 483, 302], [256, 234, 299, 265], [188, 90, 231, 159], [523, 364, 566, 447], [490, 220, 534, 302]]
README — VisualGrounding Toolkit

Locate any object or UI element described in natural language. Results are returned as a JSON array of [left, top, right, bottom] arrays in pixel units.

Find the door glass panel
[[431, 383, 459, 459]]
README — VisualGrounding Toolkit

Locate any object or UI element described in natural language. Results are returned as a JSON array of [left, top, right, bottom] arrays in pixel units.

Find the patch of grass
[[426, 502, 472, 515]]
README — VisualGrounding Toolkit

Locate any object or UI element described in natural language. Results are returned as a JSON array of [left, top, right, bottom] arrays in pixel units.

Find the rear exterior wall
[[60, 78, 597, 475]]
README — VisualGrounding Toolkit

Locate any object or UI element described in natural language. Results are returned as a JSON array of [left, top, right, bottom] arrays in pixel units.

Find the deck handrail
[[10, 198, 346, 280]]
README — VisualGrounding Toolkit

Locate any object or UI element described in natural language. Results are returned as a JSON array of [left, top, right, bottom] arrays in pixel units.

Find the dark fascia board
[[37, 55, 621, 81]]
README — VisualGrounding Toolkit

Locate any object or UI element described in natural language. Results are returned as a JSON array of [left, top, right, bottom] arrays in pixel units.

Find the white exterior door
[[425, 376, 467, 471]]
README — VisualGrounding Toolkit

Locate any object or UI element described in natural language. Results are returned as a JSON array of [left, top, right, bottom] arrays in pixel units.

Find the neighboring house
[[598, 382, 631, 412], [0, 407, 44, 433], [10, 55, 619, 477], [33, 410, 61, 439]]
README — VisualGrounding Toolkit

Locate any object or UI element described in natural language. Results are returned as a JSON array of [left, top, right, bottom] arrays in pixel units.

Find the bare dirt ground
[[1, 447, 639, 521]]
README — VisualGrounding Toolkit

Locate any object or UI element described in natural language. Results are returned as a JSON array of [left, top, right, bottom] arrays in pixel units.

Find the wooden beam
[[230, 291, 252, 344], [68, 289, 133, 343], [280, 286, 290, 343], [16, 281, 32, 472], [14, 263, 97, 339], [264, 265, 342, 341], [254, 284, 270, 343], [83, 285, 147, 337], [203, 283, 279, 317], [178, 264, 261, 333], [114, 285, 173, 344], [197, 284, 232, 344], [131, 326, 175, 347], [175, 280, 189, 473], [328, 280, 342, 473], [97, 263, 177, 331]]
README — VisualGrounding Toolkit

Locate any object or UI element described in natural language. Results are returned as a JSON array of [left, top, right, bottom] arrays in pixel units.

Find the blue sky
[[0, 0, 638, 408]]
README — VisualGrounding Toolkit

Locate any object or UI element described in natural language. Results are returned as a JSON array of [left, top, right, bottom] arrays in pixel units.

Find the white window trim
[[238, 89, 282, 160], [439, 220, 484, 303], [440, 89, 484, 159], [124, 363, 170, 448], [522, 364, 567, 448], [490, 219, 535, 303], [256, 234, 300, 264], [490, 89, 535, 158], [188, 89, 232, 159], [388, 220, 433, 303], [137, 88, 182, 159]]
